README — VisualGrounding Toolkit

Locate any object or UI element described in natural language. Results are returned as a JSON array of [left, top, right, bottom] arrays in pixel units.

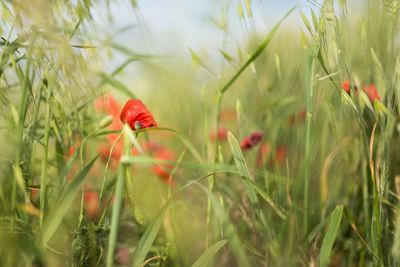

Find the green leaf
[[191, 240, 227, 267], [42, 156, 98, 246], [224, 133, 286, 219], [220, 6, 296, 94], [319, 205, 343, 267], [196, 183, 251, 267], [100, 73, 136, 99], [131, 200, 172, 267]]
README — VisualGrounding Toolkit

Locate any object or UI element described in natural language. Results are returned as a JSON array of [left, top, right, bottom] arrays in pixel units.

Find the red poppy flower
[[99, 139, 137, 168], [84, 191, 99, 220], [120, 99, 157, 130], [275, 145, 287, 164], [342, 80, 351, 94], [240, 131, 263, 150], [210, 128, 228, 142], [341, 80, 358, 95], [220, 109, 237, 122], [288, 108, 307, 126], [256, 142, 270, 167], [95, 94, 121, 117], [30, 188, 39, 199], [144, 142, 175, 183], [363, 84, 381, 103], [152, 148, 175, 183], [66, 139, 81, 181]]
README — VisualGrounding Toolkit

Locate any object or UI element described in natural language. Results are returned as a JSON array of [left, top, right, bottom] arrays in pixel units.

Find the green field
[[1, 0, 400, 266]]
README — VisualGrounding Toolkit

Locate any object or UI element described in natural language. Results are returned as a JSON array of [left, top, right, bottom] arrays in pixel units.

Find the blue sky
[[93, 0, 321, 59]]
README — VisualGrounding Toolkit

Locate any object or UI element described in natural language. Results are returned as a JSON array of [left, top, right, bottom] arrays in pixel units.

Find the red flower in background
[[95, 95, 123, 140], [267, 145, 287, 167], [342, 80, 351, 94], [256, 142, 270, 167], [288, 108, 307, 126], [363, 84, 381, 103], [275, 145, 287, 164], [99, 138, 137, 168], [210, 128, 228, 142], [220, 109, 237, 122], [240, 131, 263, 150], [84, 191, 99, 220], [120, 99, 157, 130], [144, 142, 175, 184], [95, 94, 121, 117], [341, 80, 358, 95]]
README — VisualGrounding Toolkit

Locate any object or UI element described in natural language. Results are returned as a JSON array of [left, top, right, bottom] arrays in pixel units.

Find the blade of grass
[[227, 132, 273, 230], [105, 163, 126, 267], [319, 205, 343, 267], [303, 48, 315, 238], [131, 199, 172, 267], [196, 182, 251, 267], [41, 156, 98, 246], [191, 240, 227, 267], [220, 6, 296, 94]]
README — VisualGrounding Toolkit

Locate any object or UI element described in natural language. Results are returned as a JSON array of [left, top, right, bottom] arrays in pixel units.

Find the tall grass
[[0, 0, 400, 266]]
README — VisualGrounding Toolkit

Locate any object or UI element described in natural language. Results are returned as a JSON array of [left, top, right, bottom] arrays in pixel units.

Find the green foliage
[[1, 0, 400, 266]]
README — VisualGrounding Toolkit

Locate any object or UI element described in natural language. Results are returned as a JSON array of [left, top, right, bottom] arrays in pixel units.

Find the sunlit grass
[[0, 0, 400, 266]]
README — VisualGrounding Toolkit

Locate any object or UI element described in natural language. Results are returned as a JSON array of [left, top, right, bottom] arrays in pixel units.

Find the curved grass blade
[[131, 199, 172, 267], [191, 239, 227, 267], [227, 132, 283, 227], [100, 73, 136, 99], [41, 156, 98, 246], [220, 6, 296, 94], [195, 182, 251, 267], [319, 205, 343, 267]]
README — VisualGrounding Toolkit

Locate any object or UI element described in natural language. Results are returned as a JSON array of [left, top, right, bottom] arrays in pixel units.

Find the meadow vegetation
[[1, 0, 400, 266]]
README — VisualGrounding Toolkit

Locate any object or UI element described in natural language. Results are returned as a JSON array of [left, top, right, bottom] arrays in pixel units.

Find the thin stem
[[39, 86, 52, 227], [303, 49, 315, 239]]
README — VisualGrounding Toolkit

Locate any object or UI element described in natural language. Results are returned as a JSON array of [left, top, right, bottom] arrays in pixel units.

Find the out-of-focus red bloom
[[256, 142, 270, 167], [288, 108, 307, 126], [342, 80, 351, 94], [30, 188, 39, 199], [220, 109, 237, 122], [144, 142, 175, 183], [120, 99, 157, 130], [95, 94, 121, 117], [151, 147, 175, 184], [275, 145, 287, 164], [95, 94, 123, 140], [268, 145, 287, 167], [363, 84, 381, 103], [341, 80, 358, 95], [210, 128, 228, 142], [67, 140, 81, 181], [99, 139, 137, 168], [240, 131, 263, 150], [116, 247, 131, 265], [84, 191, 99, 220]]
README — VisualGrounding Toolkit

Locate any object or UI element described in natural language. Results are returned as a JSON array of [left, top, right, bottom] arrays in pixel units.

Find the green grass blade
[[100, 73, 136, 99], [227, 132, 272, 229], [196, 182, 251, 267], [106, 164, 126, 267], [42, 156, 98, 246], [319, 205, 343, 267], [220, 6, 296, 94], [131, 200, 171, 267], [191, 240, 227, 267]]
